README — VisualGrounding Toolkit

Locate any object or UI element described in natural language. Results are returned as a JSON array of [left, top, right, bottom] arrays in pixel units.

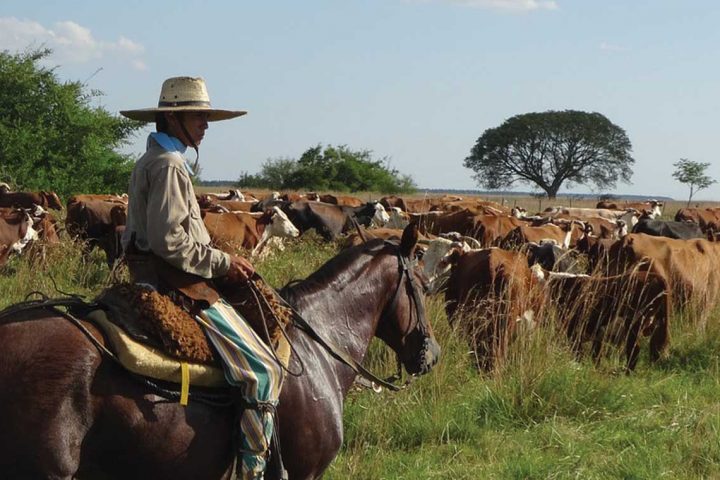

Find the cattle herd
[[2, 181, 720, 373]]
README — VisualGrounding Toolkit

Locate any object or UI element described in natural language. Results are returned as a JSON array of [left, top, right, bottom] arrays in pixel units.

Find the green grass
[[2, 232, 720, 479]]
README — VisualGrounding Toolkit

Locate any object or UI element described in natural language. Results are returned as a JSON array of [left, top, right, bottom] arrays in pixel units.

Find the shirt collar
[[149, 132, 187, 154], [148, 132, 195, 176]]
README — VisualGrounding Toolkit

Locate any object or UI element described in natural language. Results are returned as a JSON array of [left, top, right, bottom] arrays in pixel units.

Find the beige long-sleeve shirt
[[121, 134, 231, 279]]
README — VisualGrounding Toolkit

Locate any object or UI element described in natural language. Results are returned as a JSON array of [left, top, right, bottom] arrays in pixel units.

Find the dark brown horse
[[0, 223, 439, 479]]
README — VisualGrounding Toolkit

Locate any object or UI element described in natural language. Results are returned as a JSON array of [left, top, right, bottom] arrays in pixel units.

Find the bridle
[[381, 241, 429, 338], [375, 240, 433, 386]]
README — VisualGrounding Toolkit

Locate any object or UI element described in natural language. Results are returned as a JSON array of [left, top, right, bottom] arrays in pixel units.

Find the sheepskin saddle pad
[[86, 281, 294, 388], [87, 283, 227, 388]]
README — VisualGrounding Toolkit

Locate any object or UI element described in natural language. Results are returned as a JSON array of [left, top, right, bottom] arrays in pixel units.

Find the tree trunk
[[687, 185, 695, 208]]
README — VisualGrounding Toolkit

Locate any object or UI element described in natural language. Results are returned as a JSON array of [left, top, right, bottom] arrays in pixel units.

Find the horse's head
[[376, 222, 440, 376]]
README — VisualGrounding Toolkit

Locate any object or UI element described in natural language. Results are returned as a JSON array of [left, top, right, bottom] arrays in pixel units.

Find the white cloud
[[406, 0, 559, 12], [0, 17, 146, 70], [599, 42, 628, 52]]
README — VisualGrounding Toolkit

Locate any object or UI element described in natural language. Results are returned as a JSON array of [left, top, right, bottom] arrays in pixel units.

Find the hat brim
[[120, 106, 247, 122]]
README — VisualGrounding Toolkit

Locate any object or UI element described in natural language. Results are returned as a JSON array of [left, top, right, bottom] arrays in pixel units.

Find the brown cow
[[500, 221, 583, 250], [536, 266, 671, 371], [201, 189, 245, 201], [318, 194, 364, 207], [434, 199, 510, 216], [472, 214, 526, 247], [0, 207, 59, 243], [341, 227, 437, 249], [66, 200, 128, 265], [0, 190, 63, 210], [279, 192, 306, 202], [0, 211, 37, 266], [197, 195, 256, 212], [379, 195, 446, 213], [444, 247, 536, 370], [609, 233, 720, 310], [596, 200, 663, 218], [67, 194, 128, 205], [409, 209, 479, 237], [674, 207, 720, 232], [202, 207, 299, 255]]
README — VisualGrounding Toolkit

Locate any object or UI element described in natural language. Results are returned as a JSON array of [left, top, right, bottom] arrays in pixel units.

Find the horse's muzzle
[[421, 337, 441, 374], [407, 336, 440, 376]]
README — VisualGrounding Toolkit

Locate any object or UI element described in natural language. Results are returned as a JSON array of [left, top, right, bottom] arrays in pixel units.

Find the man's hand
[[225, 254, 255, 283]]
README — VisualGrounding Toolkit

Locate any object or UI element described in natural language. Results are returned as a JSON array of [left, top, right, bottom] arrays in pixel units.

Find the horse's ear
[[400, 221, 419, 257]]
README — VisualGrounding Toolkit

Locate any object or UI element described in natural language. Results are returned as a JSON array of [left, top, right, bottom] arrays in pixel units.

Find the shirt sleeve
[[145, 164, 231, 278]]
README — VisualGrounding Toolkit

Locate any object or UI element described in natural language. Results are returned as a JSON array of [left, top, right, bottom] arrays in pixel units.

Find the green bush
[[0, 48, 142, 198], [238, 144, 416, 194]]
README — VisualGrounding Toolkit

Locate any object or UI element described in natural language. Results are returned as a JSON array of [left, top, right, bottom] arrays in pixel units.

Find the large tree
[[464, 110, 635, 199], [0, 48, 142, 198], [672, 158, 716, 207]]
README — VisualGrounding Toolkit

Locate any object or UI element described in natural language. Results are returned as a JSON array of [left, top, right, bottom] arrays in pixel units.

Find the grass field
[[2, 194, 720, 479]]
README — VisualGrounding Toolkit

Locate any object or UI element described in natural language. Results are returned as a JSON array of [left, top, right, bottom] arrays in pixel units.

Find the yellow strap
[[180, 362, 190, 406]]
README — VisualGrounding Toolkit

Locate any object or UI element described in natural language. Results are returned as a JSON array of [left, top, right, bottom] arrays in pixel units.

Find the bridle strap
[[382, 244, 428, 338], [176, 114, 200, 174]]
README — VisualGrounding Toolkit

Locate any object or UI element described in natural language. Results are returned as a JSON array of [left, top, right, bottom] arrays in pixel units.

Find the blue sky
[[2, 0, 719, 200]]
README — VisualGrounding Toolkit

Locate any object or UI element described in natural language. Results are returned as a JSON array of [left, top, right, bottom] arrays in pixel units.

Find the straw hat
[[120, 76, 246, 122]]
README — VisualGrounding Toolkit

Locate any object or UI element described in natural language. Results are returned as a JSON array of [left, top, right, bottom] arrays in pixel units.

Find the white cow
[[386, 207, 410, 229], [369, 202, 390, 228]]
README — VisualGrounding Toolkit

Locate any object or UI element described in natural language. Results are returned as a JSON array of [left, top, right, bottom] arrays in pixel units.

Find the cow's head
[[228, 189, 245, 201], [420, 236, 477, 293], [648, 200, 663, 218], [267, 206, 300, 238], [370, 202, 390, 227], [11, 213, 38, 254], [511, 207, 527, 218], [619, 208, 639, 229], [615, 219, 628, 238], [387, 207, 409, 229], [42, 191, 63, 210]]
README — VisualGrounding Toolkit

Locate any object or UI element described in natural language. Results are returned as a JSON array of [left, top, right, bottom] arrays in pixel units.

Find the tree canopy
[[238, 144, 416, 194], [464, 110, 635, 199], [672, 158, 716, 207], [0, 48, 142, 198]]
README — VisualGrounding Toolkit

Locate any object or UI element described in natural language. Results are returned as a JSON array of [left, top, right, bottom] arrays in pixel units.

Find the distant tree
[[672, 158, 716, 207], [238, 144, 416, 194], [464, 110, 635, 199], [0, 48, 142, 198], [237, 157, 299, 190]]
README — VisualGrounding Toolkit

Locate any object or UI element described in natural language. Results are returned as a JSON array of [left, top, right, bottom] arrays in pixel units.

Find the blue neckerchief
[[148, 132, 195, 175]]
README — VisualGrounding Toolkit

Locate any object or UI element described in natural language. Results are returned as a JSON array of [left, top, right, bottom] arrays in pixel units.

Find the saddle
[[88, 275, 294, 389]]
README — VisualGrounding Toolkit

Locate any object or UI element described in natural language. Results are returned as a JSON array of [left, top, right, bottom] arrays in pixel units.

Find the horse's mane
[[280, 238, 390, 306]]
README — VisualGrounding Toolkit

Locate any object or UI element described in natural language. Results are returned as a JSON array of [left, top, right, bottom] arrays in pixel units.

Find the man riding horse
[[120, 76, 282, 480]]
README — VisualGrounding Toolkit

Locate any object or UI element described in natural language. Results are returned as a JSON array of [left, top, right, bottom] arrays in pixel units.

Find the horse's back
[[0, 314, 101, 478], [0, 312, 235, 479]]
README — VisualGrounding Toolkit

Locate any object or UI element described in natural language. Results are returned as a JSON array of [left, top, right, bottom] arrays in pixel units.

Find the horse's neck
[[290, 275, 382, 362]]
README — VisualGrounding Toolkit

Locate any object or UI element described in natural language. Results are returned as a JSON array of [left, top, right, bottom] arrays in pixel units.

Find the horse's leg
[[273, 338, 345, 480], [0, 318, 101, 479]]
